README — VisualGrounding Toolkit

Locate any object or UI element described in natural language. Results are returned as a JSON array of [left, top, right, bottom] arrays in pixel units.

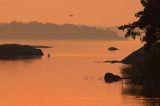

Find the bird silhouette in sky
[[69, 14, 74, 17]]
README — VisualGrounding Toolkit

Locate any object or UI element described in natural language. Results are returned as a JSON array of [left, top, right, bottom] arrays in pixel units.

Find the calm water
[[0, 40, 159, 106]]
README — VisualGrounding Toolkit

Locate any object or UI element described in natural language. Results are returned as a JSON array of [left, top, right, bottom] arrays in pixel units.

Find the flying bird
[[69, 14, 74, 17]]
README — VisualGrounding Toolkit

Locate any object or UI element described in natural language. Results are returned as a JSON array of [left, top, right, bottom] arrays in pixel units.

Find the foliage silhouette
[[119, 0, 160, 52]]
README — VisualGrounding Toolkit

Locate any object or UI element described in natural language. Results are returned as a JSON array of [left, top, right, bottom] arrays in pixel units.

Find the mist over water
[[0, 40, 157, 106]]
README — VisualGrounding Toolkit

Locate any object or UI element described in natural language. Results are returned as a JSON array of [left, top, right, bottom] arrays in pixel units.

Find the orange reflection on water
[[0, 40, 144, 106]]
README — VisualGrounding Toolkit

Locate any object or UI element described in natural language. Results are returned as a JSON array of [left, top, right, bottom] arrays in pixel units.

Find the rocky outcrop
[[121, 47, 145, 64], [104, 73, 122, 83], [108, 47, 119, 51], [0, 44, 44, 59]]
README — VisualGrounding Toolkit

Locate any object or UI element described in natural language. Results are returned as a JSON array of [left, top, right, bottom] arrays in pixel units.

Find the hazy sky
[[0, 0, 142, 26]]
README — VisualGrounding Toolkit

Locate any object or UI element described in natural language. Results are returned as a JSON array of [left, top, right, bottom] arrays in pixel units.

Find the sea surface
[[0, 40, 159, 106]]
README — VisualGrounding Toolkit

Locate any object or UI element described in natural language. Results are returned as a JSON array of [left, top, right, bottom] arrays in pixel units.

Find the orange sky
[[0, 0, 142, 26]]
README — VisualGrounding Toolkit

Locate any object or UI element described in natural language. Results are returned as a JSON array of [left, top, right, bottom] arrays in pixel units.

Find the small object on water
[[108, 47, 118, 51], [48, 53, 50, 58], [104, 72, 121, 83]]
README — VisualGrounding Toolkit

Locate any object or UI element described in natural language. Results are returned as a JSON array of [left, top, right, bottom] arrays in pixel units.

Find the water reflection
[[122, 82, 160, 106], [0, 40, 147, 106]]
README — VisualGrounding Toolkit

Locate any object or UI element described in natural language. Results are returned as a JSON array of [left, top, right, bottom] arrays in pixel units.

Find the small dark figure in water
[[48, 53, 50, 58]]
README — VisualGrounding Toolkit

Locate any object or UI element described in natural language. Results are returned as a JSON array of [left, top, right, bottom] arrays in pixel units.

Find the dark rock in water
[[105, 60, 121, 64], [121, 47, 145, 64], [0, 44, 44, 59], [108, 47, 118, 51], [33, 45, 52, 48], [104, 73, 121, 83]]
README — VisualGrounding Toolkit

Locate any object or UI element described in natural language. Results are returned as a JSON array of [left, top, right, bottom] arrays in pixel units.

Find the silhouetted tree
[[119, 0, 160, 52]]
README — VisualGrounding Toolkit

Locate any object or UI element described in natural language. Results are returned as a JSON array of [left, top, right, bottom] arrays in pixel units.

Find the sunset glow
[[0, 0, 142, 26], [1, 0, 158, 106]]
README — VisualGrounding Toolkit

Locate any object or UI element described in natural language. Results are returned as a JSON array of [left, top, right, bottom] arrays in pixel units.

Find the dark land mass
[[121, 47, 144, 64], [0, 21, 124, 40], [0, 44, 44, 59], [121, 45, 160, 89]]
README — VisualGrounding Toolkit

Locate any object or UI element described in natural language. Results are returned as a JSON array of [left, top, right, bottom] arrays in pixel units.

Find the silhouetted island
[[0, 44, 44, 59], [0, 21, 123, 40]]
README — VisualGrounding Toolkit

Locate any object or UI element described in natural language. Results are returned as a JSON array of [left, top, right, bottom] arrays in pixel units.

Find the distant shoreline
[[0, 21, 123, 40]]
